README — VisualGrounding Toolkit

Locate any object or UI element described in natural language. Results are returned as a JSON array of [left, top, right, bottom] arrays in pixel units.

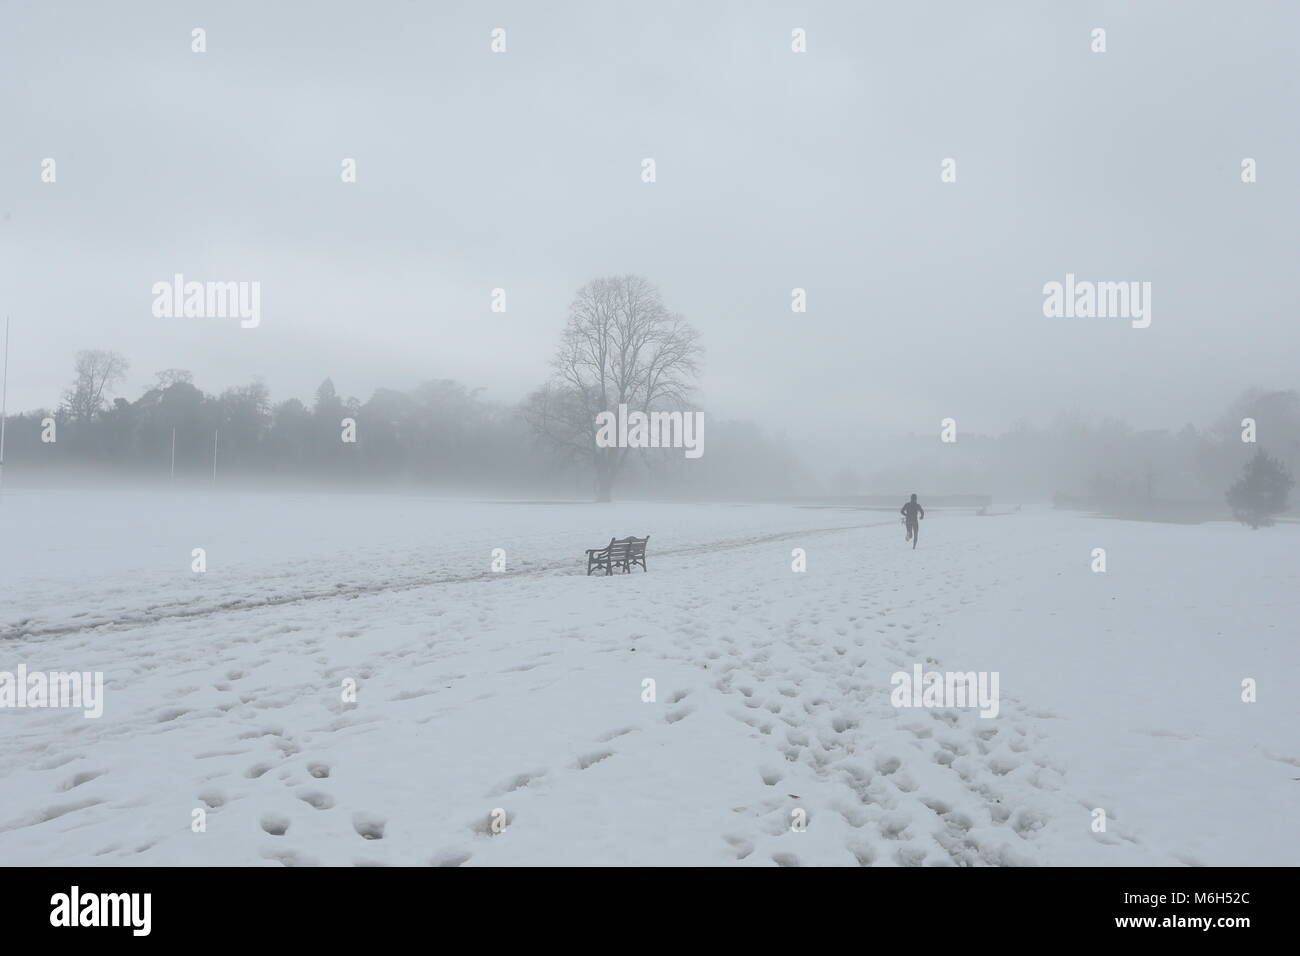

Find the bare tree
[[153, 368, 194, 390], [527, 276, 702, 501], [61, 350, 130, 422]]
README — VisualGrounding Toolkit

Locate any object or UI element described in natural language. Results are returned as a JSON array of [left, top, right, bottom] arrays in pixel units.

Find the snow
[[1, 490, 1296, 866]]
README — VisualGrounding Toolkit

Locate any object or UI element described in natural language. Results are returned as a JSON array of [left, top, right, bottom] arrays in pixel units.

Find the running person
[[900, 494, 925, 549]]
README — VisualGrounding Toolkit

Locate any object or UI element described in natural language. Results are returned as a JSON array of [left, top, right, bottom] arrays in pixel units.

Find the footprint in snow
[[260, 813, 290, 836], [352, 813, 386, 840]]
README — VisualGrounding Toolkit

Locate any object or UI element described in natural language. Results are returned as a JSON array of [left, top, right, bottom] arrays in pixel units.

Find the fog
[[2, 0, 1297, 504], [4, 3, 1300, 878]]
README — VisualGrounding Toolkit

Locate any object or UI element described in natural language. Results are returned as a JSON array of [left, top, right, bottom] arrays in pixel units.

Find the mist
[[2, 0, 1297, 486], [3, 0, 1299, 884]]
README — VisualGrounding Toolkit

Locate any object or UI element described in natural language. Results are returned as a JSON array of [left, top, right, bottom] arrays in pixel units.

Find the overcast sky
[[2, 0, 1297, 442]]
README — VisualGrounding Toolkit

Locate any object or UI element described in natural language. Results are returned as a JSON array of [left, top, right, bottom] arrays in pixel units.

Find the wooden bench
[[586, 535, 649, 575]]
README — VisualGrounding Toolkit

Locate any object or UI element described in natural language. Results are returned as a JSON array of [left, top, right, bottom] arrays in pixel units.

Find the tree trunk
[[594, 449, 618, 502], [595, 464, 614, 502]]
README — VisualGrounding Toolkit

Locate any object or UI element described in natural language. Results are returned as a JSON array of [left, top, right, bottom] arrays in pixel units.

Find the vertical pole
[[170, 427, 176, 480], [0, 316, 9, 496], [212, 429, 218, 485]]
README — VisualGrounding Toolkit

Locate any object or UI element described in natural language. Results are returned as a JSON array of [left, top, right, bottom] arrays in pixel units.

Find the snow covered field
[[1, 490, 1297, 866]]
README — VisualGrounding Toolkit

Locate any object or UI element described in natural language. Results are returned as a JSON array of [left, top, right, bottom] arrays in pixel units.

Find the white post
[[212, 429, 219, 485], [170, 427, 176, 479], [0, 316, 9, 496]]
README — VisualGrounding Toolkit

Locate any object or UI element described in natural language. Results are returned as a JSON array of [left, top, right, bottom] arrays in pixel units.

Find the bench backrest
[[601, 535, 648, 559]]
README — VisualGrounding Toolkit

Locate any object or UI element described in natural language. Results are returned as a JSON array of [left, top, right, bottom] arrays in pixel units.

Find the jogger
[[900, 494, 925, 550]]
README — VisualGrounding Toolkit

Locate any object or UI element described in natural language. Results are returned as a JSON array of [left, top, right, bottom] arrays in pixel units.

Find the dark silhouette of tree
[[1226, 448, 1294, 528], [268, 397, 312, 473], [527, 276, 702, 501], [61, 350, 129, 422], [217, 382, 272, 468], [153, 369, 194, 390]]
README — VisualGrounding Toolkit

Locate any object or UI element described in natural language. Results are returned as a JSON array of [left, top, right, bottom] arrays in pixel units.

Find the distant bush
[[1226, 449, 1294, 528]]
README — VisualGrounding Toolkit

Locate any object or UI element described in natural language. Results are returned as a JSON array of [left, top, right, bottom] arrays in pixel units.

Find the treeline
[[7, 353, 1296, 508], [853, 387, 1300, 508], [2, 369, 808, 498]]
